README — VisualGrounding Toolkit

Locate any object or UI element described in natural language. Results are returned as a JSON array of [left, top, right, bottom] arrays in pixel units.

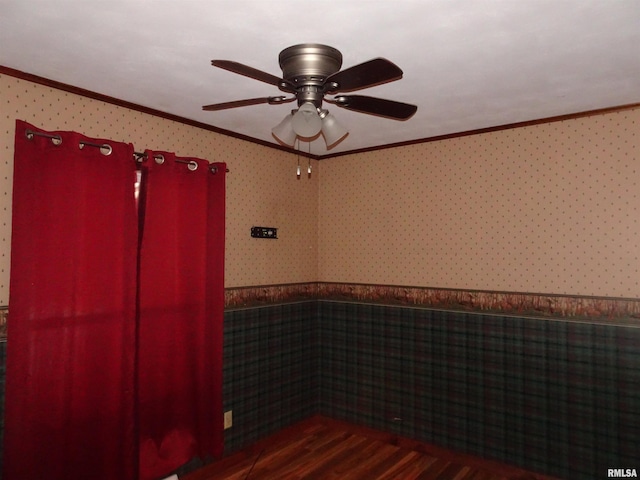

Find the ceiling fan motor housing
[[279, 43, 343, 107]]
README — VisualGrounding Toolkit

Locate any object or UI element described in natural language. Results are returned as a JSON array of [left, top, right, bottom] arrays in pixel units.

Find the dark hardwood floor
[[183, 416, 560, 480]]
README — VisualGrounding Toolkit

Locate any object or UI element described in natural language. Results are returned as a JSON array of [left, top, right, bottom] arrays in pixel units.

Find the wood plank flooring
[[183, 416, 560, 480]]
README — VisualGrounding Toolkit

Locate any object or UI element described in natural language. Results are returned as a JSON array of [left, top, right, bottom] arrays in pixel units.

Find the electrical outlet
[[224, 410, 233, 429], [251, 226, 278, 239]]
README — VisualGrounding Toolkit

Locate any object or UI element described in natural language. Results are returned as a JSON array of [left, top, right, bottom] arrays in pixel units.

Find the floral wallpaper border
[[226, 282, 640, 325], [0, 306, 7, 339], [225, 283, 319, 309], [1, 283, 638, 339]]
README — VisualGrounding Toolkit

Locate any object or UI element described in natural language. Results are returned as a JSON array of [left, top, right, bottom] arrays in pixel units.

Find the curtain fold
[[4, 120, 139, 479], [4, 123, 226, 480], [138, 152, 225, 480]]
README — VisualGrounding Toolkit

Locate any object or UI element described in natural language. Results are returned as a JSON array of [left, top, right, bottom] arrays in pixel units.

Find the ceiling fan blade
[[324, 58, 403, 93], [211, 60, 294, 91], [202, 96, 294, 111], [332, 95, 418, 120]]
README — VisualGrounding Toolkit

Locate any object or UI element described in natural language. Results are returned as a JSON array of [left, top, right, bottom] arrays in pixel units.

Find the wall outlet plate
[[251, 226, 277, 239], [224, 410, 233, 429]]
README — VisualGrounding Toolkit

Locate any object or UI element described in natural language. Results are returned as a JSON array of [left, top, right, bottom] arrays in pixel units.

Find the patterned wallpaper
[[318, 109, 640, 298], [1, 71, 639, 310], [0, 72, 319, 305]]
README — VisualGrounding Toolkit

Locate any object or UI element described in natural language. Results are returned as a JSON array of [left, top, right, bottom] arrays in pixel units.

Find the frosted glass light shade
[[271, 114, 297, 146], [321, 113, 349, 148], [291, 102, 322, 138]]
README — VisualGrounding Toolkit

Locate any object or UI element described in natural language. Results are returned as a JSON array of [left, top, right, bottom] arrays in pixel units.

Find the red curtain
[[137, 152, 225, 479], [4, 123, 226, 480], [4, 120, 139, 479]]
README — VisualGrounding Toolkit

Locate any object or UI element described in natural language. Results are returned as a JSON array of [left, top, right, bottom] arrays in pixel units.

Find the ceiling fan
[[202, 43, 418, 149]]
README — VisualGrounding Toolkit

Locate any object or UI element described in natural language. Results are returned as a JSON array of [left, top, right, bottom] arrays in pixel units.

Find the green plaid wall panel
[[223, 302, 319, 453], [0, 301, 637, 480], [0, 341, 5, 473], [317, 301, 640, 480]]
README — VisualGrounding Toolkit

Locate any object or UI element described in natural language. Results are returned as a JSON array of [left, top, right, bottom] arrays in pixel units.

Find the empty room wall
[[318, 108, 640, 299]]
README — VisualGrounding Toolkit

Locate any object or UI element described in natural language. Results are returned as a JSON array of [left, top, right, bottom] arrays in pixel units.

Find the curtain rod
[[25, 129, 229, 173]]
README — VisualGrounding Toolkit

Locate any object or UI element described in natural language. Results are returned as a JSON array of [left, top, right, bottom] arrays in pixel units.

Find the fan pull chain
[[296, 138, 301, 179]]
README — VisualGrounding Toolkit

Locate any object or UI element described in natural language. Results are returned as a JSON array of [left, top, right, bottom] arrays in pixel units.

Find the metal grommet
[[100, 144, 112, 156], [187, 160, 198, 171], [154, 154, 165, 165]]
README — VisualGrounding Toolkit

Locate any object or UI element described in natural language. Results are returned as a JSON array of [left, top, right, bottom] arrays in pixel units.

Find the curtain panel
[[4, 120, 139, 479], [4, 121, 225, 480], [138, 151, 225, 479]]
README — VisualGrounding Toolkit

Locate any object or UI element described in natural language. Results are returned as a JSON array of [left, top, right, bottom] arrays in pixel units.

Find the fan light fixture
[[204, 43, 417, 151], [272, 102, 348, 149], [291, 102, 322, 138]]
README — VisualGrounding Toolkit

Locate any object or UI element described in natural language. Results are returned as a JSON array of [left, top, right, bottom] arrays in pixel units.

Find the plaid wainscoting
[[223, 301, 320, 454], [0, 300, 638, 479], [0, 340, 5, 472], [317, 301, 640, 480]]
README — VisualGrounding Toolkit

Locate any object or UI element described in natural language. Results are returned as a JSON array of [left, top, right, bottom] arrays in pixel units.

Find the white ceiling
[[1, 0, 639, 157]]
